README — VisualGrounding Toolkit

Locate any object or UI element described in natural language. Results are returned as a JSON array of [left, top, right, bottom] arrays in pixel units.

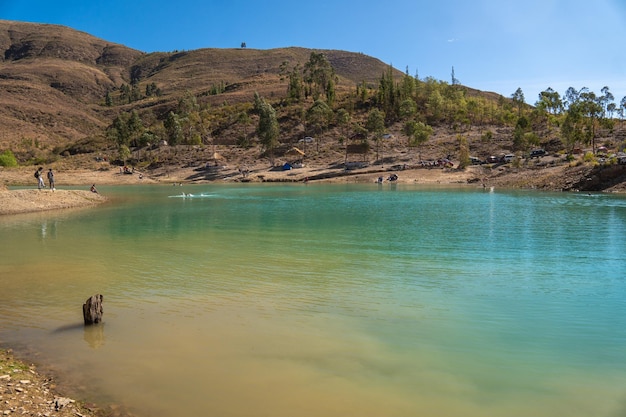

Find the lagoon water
[[1, 184, 625, 417]]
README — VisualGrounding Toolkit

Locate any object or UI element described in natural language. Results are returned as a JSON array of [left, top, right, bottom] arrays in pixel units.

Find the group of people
[[376, 173, 399, 183], [34, 166, 99, 194], [34, 167, 55, 191]]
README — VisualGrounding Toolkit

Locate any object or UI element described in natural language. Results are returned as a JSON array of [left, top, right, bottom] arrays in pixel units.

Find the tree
[[127, 110, 144, 147], [400, 71, 415, 100], [366, 108, 386, 163], [164, 111, 182, 145], [255, 95, 279, 164], [536, 87, 563, 115], [564, 87, 580, 110], [237, 111, 252, 147], [335, 108, 351, 143], [451, 66, 459, 86], [404, 120, 432, 149], [303, 52, 336, 101], [287, 65, 304, 102], [511, 88, 525, 117], [512, 116, 530, 151], [561, 103, 585, 152], [145, 82, 161, 97], [399, 98, 417, 120], [578, 89, 602, 152], [306, 100, 333, 152], [108, 112, 132, 147], [177, 91, 199, 116], [118, 144, 131, 165]]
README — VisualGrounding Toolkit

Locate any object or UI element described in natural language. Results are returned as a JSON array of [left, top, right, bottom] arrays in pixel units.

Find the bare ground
[[0, 348, 99, 417]]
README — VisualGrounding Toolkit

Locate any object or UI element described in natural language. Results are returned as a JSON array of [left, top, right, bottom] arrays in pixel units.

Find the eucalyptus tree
[[284, 64, 304, 102], [303, 52, 336, 102], [536, 87, 563, 115], [164, 111, 183, 145], [578, 89, 603, 152], [561, 103, 585, 152], [366, 108, 386, 163], [127, 110, 145, 147], [600, 86, 615, 118], [563, 87, 580, 110], [511, 88, 525, 117], [599, 86, 616, 130], [255, 96, 280, 164]]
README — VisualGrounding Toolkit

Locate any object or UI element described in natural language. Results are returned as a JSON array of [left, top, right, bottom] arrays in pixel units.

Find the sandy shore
[[0, 189, 107, 215], [1, 164, 485, 216]]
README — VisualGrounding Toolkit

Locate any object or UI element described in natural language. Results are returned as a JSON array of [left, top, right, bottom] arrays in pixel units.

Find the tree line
[[104, 51, 626, 166]]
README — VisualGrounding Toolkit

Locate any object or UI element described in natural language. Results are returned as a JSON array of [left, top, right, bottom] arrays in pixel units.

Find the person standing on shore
[[35, 167, 44, 190], [47, 168, 55, 191]]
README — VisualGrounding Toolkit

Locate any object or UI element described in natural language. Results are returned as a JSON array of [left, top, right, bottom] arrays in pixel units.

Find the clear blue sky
[[3, 0, 626, 104]]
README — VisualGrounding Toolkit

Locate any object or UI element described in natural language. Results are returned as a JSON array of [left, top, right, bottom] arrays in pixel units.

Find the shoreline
[[0, 348, 99, 416], [0, 164, 482, 216], [0, 189, 108, 216], [2, 161, 624, 216]]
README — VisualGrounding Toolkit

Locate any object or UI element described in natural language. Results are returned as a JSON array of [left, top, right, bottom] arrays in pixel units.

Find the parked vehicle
[[503, 154, 515, 163], [470, 156, 483, 165], [530, 149, 546, 158], [486, 156, 498, 163], [298, 137, 314, 143]]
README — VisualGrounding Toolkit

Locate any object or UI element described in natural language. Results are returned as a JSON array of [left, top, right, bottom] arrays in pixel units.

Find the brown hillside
[[0, 20, 401, 152]]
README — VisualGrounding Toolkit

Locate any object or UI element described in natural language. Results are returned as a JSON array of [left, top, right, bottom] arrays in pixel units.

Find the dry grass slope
[[0, 20, 401, 154]]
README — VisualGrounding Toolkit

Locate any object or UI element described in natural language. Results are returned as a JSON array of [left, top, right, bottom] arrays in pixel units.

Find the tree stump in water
[[83, 294, 103, 325]]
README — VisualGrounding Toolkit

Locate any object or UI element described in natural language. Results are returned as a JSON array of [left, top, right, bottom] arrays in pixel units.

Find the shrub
[[0, 150, 18, 167]]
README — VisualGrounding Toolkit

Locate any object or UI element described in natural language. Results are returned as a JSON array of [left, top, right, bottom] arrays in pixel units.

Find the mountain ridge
[[0, 20, 408, 152]]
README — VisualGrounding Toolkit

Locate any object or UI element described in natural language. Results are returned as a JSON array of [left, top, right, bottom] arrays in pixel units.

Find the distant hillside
[[0, 20, 402, 153]]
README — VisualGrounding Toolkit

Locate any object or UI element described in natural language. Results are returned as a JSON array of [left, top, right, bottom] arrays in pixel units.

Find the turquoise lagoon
[[0, 184, 625, 417]]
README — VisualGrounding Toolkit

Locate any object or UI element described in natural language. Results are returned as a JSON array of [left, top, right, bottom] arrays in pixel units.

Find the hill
[[0, 20, 399, 151], [0, 20, 625, 193]]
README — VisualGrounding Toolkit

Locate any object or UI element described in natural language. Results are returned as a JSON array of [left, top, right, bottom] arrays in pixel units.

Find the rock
[[54, 396, 74, 410], [82, 294, 104, 325]]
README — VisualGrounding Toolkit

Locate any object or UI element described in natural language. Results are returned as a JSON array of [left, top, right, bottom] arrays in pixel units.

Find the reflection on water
[[1, 184, 626, 417], [51, 323, 105, 349], [83, 324, 105, 349]]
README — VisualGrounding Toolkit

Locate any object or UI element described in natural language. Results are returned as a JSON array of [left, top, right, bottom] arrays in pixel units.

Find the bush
[[0, 150, 18, 167], [583, 152, 596, 163]]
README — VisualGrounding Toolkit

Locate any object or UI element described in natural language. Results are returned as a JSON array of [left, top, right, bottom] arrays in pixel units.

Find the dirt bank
[[0, 189, 107, 215]]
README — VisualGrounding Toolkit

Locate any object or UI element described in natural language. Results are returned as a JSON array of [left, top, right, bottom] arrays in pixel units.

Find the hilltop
[[0, 20, 625, 193]]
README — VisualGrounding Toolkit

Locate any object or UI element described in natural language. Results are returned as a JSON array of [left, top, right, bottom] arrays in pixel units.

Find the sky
[[2, 0, 626, 104]]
